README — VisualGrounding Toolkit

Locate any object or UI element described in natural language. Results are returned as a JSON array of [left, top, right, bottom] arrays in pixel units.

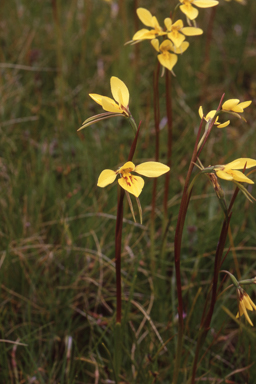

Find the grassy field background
[[1, 0, 256, 382]]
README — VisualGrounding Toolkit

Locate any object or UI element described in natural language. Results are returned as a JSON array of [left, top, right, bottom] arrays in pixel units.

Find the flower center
[[120, 170, 133, 187]]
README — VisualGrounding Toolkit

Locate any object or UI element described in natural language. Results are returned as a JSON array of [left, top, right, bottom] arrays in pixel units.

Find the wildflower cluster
[[222, 272, 256, 326], [79, 4, 255, 383], [127, 2, 219, 73]]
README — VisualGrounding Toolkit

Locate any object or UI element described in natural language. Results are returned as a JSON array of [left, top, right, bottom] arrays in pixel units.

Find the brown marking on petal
[[124, 176, 131, 187]]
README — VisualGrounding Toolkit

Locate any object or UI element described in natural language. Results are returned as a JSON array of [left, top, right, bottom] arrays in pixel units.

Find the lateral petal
[[164, 17, 172, 31], [135, 162, 170, 177], [182, 27, 203, 36], [243, 294, 253, 311], [238, 100, 252, 110], [217, 120, 230, 128], [240, 301, 253, 326], [171, 41, 189, 54], [132, 29, 152, 40], [118, 175, 145, 197], [222, 99, 240, 111], [133, 30, 158, 40], [228, 170, 254, 184], [97, 169, 117, 187], [110, 77, 129, 107], [101, 97, 122, 113], [180, 4, 198, 20], [198, 106, 204, 119], [224, 158, 256, 170], [194, 0, 219, 7], [89, 93, 104, 106], [137, 8, 154, 27], [216, 170, 233, 181], [151, 38, 160, 52]]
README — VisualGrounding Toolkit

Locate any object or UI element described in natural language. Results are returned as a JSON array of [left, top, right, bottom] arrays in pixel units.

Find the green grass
[[1, 0, 256, 382]]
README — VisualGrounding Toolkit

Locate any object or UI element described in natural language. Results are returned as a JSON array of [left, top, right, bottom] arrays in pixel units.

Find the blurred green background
[[1, 0, 256, 382]]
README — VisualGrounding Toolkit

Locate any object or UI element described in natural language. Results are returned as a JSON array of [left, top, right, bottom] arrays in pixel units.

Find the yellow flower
[[164, 18, 203, 48], [179, 0, 219, 21], [222, 99, 252, 113], [151, 39, 189, 72], [214, 158, 256, 184], [78, 77, 130, 130], [198, 106, 230, 128], [131, 8, 166, 42], [97, 161, 170, 197], [236, 288, 256, 326]]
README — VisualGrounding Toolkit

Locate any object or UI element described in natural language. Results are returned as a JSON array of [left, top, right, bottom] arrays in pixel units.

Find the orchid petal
[[182, 27, 203, 36], [118, 175, 145, 197], [137, 8, 154, 27], [226, 170, 254, 184], [110, 77, 129, 107], [217, 120, 230, 128], [89, 93, 105, 106], [171, 41, 189, 54], [164, 17, 172, 30], [225, 158, 256, 170], [222, 99, 240, 110], [160, 39, 174, 51], [158, 52, 178, 72], [97, 169, 117, 187], [238, 100, 252, 110], [101, 97, 122, 114], [180, 4, 198, 20], [168, 31, 185, 48], [135, 162, 170, 177], [216, 170, 233, 181], [151, 38, 160, 52], [198, 106, 204, 119], [194, 0, 219, 7]]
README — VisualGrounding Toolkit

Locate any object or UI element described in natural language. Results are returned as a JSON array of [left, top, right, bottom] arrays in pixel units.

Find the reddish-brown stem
[[197, 94, 225, 158], [164, 70, 172, 216], [115, 188, 125, 324], [172, 118, 204, 384], [115, 122, 141, 324], [151, 62, 160, 222], [190, 182, 240, 383], [173, 93, 225, 382]]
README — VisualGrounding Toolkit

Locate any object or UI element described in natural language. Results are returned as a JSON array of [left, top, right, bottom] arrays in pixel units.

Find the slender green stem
[[128, 115, 138, 134]]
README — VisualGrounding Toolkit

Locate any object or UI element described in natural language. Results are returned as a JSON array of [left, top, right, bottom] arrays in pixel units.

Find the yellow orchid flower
[[131, 8, 166, 42], [78, 77, 130, 130], [214, 158, 256, 184], [236, 287, 256, 326], [198, 106, 230, 128], [164, 18, 203, 48], [151, 39, 190, 72], [222, 99, 252, 113], [97, 161, 170, 197], [179, 0, 219, 21]]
